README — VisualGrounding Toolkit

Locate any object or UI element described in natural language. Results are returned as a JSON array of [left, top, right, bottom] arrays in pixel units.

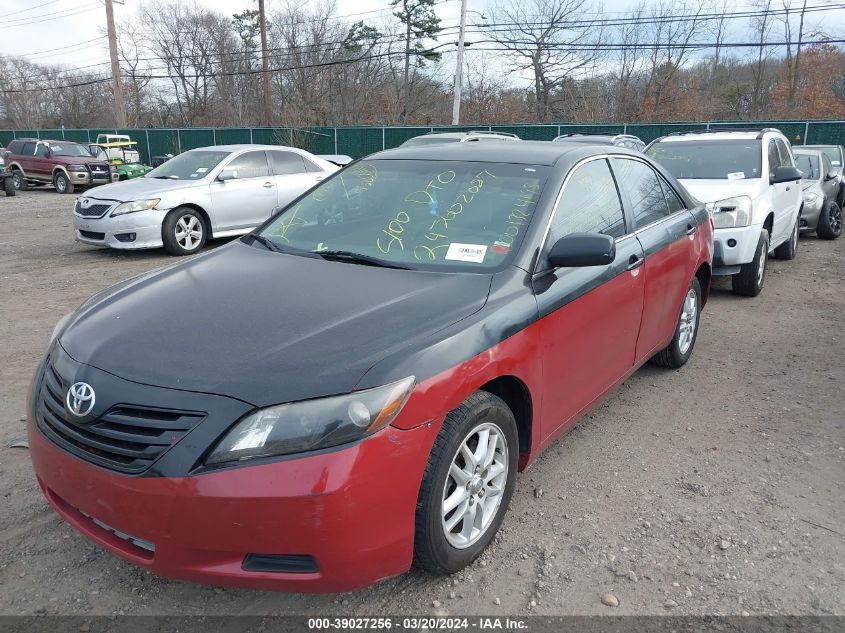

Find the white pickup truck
[[646, 129, 803, 297]]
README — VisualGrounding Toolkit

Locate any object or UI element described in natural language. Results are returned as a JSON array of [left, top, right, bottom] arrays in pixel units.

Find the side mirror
[[770, 165, 802, 184], [547, 232, 616, 268], [217, 169, 238, 182], [271, 205, 285, 217]]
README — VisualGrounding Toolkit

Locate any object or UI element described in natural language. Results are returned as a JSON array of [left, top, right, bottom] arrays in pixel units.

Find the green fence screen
[[0, 120, 842, 162]]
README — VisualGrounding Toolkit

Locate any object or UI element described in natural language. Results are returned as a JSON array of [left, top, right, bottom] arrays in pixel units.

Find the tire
[[731, 229, 769, 297], [3, 177, 15, 197], [816, 202, 842, 240], [773, 216, 798, 260], [414, 391, 519, 575], [11, 169, 27, 191], [53, 171, 74, 194], [650, 277, 702, 369], [162, 207, 207, 256]]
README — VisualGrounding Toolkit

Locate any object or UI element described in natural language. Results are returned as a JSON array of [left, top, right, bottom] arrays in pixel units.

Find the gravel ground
[[0, 188, 843, 617]]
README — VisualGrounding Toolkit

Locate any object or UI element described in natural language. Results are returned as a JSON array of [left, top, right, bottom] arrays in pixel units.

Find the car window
[[646, 139, 761, 179], [795, 154, 820, 180], [269, 150, 306, 175], [612, 158, 670, 228], [821, 153, 833, 177], [226, 151, 270, 179], [34, 144, 49, 158], [549, 159, 626, 242], [302, 157, 323, 173], [775, 139, 793, 167], [21, 142, 36, 156], [767, 141, 781, 174], [658, 175, 685, 213]]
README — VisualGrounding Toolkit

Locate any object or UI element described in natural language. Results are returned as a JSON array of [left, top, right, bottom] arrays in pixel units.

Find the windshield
[[255, 160, 548, 271], [145, 150, 230, 180], [794, 154, 820, 180], [49, 143, 92, 157], [814, 147, 842, 167], [646, 140, 762, 180]]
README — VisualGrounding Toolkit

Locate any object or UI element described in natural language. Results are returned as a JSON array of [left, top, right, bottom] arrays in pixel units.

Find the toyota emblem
[[66, 382, 96, 417]]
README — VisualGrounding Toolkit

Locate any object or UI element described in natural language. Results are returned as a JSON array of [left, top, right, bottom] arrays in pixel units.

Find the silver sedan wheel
[[756, 247, 766, 286], [441, 421, 508, 549], [175, 215, 203, 251], [678, 288, 698, 355]]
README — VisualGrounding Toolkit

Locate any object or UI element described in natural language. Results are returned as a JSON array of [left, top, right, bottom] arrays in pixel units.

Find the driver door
[[533, 158, 645, 438], [209, 150, 277, 231]]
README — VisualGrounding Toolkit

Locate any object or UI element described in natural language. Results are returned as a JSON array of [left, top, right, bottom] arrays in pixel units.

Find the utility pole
[[451, 0, 468, 125], [258, 0, 272, 126], [104, 0, 126, 127]]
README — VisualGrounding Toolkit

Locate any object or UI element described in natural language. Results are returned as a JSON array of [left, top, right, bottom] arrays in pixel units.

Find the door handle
[[626, 255, 644, 271], [262, 182, 273, 188], [685, 223, 697, 235]]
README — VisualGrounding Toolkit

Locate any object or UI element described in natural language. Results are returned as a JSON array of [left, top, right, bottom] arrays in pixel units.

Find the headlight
[[66, 164, 87, 171], [111, 199, 160, 216], [705, 196, 752, 228], [803, 192, 819, 205], [205, 376, 415, 465], [49, 312, 72, 348]]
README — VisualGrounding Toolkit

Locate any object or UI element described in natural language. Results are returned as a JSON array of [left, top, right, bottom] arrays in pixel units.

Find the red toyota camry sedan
[[28, 141, 714, 592]]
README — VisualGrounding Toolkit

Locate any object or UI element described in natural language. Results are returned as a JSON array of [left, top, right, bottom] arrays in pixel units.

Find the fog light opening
[[727, 239, 737, 247]]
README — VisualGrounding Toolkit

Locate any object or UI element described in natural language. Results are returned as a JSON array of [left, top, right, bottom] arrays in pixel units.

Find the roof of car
[[803, 144, 842, 149], [792, 147, 823, 155], [409, 131, 519, 140], [188, 144, 307, 152], [369, 140, 640, 165]]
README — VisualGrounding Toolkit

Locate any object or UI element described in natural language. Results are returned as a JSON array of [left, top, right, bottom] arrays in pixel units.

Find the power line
[[4, 0, 62, 17], [0, 3, 102, 28]]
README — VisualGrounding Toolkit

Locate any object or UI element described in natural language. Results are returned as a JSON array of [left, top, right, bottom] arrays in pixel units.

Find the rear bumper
[[29, 412, 437, 592]]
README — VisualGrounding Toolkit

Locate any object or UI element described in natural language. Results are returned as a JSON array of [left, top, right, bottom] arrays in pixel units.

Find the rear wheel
[[3, 177, 15, 197], [650, 277, 702, 369], [773, 216, 798, 259], [11, 169, 27, 191], [414, 391, 518, 574], [732, 229, 769, 297], [817, 202, 842, 240], [162, 207, 207, 255], [53, 171, 74, 194]]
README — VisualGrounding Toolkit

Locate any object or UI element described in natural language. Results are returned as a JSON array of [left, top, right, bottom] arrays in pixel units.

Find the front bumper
[[29, 402, 437, 592], [712, 224, 761, 271], [74, 209, 168, 250], [800, 200, 823, 232], [68, 170, 118, 186]]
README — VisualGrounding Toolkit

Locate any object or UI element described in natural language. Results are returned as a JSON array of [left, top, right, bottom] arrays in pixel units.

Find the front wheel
[[650, 276, 702, 369], [162, 207, 207, 255], [732, 229, 769, 297], [817, 202, 842, 240], [53, 171, 74, 194], [773, 216, 798, 260], [414, 391, 518, 574]]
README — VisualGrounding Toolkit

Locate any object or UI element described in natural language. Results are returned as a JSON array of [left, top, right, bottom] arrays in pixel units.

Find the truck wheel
[[816, 202, 842, 240], [413, 391, 518, 575], [162, 207, 207, 255], [732, 229, 769, 297], [650, 277, 702, 369], [11, 169, 27, 191], [3, 177, 15, 197], [53, 172, 74, 194], [773, 216, 798, 259]]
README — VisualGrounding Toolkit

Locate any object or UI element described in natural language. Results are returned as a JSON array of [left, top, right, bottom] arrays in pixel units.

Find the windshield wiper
[[314, 250, 412, 270], [247, 234, 285, 252]]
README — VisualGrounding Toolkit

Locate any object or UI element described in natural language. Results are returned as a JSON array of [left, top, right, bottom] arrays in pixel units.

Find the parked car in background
[[88, 142, 152, 181], [150, 154, 173, 167], [553, 133, 646, 151], [801, 144, 845, 206], [400, 131, 520, 147], [4, 138, 117, 194], [73, 144, 338, 255], [30, 141, 712, 592], [646, 129, 802, 297], [793, 148, 842, 240]]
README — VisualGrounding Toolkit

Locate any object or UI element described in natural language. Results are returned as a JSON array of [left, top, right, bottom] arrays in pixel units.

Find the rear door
[[268, 150, 323, 208], [533, 157, 646, 437], [610, 157, 697, 363], [17, 141, 37, 176], [209, 150, 277, 231], [32, 142, 53, 180]]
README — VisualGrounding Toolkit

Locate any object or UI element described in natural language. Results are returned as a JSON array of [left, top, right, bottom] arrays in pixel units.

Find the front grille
[[36, 362, 206, 474], [74, 200, 111, 218]]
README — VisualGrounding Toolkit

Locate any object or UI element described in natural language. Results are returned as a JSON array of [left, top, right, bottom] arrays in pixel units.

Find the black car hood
[[60, 241, 492, 406]]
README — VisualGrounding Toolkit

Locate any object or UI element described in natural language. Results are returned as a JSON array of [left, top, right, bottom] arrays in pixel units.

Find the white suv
[[646, 129, 802, 296]]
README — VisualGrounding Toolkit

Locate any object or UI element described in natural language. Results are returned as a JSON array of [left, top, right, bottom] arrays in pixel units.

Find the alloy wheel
[[831, 205, 842, 235], [756, 248, 766, 286], [175, 215, 203, 251], [441, 422, 508, 549], [678, 288, 698, 355]]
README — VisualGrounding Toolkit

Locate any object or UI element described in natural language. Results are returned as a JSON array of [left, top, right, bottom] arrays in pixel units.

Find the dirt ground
[[0, 188, 842, 617]]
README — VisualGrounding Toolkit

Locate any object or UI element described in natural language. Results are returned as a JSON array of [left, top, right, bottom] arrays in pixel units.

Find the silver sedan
[[72, 144, 339, 255]]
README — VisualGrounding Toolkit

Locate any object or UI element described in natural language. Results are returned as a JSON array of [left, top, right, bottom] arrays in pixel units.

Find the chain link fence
[[1, 120, 843, 163]]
